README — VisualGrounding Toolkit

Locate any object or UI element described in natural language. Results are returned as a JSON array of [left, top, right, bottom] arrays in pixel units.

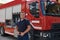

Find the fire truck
[[0, 0, 60, 40]]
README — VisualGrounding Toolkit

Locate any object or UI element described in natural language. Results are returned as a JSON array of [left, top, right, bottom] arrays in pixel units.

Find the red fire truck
[[0, 0, 60, 40]]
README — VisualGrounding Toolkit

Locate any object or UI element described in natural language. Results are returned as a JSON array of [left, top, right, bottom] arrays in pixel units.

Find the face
[[20, 13, 25, 19]]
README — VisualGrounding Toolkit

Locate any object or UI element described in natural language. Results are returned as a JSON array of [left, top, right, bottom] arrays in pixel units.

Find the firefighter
[[16, 12, 31, 40]]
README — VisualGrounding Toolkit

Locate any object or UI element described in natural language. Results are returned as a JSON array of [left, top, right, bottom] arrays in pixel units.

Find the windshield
[[29, 1, 39, 18], [41, 0, 60, 16]]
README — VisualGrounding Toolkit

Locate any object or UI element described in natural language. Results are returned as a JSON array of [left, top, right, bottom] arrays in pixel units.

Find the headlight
[[40, 32, 51, 38], [42, 33, 49, 37]]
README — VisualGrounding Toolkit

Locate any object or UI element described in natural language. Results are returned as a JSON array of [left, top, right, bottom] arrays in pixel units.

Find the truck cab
[[26, 0, 60, 40]]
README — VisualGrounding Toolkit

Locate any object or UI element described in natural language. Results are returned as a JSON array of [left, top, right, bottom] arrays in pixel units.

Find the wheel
[[0, 27, 5, 36]]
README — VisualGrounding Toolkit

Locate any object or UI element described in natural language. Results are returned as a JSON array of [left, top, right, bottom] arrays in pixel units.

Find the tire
[[0, 27, 5, 36]]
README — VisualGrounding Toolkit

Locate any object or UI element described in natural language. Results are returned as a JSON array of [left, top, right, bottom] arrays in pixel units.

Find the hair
[[20, 12, 25, 15]]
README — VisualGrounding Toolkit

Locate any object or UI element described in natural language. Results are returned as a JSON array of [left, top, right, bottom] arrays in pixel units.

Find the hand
[[17, 32, 20, 35], [20, 32, 25, 36]]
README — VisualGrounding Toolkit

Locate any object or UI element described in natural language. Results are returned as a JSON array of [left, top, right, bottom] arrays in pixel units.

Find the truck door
[[5, 6, 14, 34], [26, 0, 42, 30]]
